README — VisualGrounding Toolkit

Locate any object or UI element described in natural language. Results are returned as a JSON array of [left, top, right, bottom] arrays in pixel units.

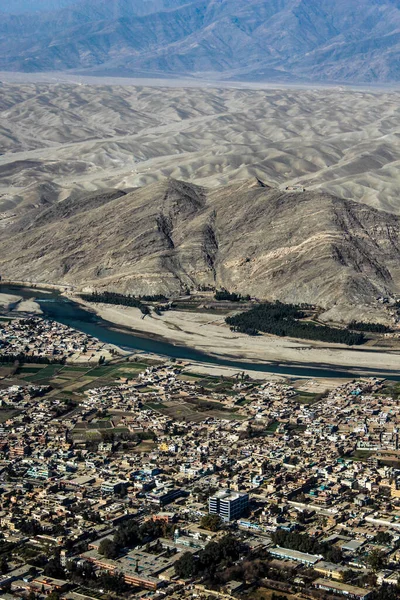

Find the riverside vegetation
[[80, 291, 376, 346], [226, 301, 366, 346]]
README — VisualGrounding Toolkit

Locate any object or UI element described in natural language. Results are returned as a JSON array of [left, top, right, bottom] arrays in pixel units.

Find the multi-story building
[[209, 489, 249, 522], [146, 486, 183, 506], [101, 480, 126, 495]]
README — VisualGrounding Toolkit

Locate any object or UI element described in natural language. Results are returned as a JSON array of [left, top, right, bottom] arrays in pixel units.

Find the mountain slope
[[1, 0, 400, 82], [1, 179, 400, 317]]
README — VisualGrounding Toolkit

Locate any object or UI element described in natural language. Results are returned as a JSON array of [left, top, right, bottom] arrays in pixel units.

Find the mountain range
[[1, 178, 400, 320], [1, 0, 400, 83]]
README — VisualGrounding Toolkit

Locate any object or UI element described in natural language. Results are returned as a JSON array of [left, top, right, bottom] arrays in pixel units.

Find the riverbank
[[73, 297, 400, 374], [1, 284, 399, 379], [0, 290, 126, 363], [0, 292, 43, 314]]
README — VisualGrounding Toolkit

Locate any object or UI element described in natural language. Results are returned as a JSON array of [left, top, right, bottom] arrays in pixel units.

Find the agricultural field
[[0, 365, 13, 378], [265, 421, 280, 434], [20, 364, 65, 382], [130, 439, 157, 453], [143, 396, 241, 422], [377, 382, 400, 399], [295, 391, 319, 405], [5, 360, 149, 391], [0, 409, 19, 423]]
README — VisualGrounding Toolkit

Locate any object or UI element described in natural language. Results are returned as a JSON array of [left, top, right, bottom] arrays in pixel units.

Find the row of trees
[[370, 583, 400, 599], [141, 294, 168, 302], [80, 291, 150, 315], [348, 321, 391, 333], [0, 353, 66, 364], [271, 530, 343, 564], [226, 301, 366, 345]]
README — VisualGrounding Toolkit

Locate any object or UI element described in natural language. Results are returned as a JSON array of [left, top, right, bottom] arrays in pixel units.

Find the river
[[1, 284, 399, 380]]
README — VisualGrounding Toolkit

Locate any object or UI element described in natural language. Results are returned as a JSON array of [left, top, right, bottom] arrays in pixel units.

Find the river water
[[1, 284, 399, 380]]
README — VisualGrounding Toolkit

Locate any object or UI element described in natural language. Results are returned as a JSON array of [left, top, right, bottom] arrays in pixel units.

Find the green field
[[7, 360, 146, 391], [22, 364, 64, 382], [180, 372, 206, 380], [119, 362, 148, 370], [295, 391, 319, 404], [266, 421, 280, 434], [131, 439, 157, 453], [348, 449, 376, 462], [144, 401, 167, 411], [88, 420, 113, 430], [113, 427, 129, 434], [17, 365, 45, 373], [84, 366, 119, 377], [117, 371, 143, 379]]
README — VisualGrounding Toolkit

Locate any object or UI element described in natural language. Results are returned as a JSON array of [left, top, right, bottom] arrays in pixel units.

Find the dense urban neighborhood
[[0, 316, 400, 600]]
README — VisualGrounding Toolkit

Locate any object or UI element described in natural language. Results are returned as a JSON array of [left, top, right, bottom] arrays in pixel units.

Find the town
[[0, 316, 399, 600]]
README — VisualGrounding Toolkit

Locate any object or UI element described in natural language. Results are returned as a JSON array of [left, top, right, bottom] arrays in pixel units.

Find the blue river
[[1, 284, 399, 380]]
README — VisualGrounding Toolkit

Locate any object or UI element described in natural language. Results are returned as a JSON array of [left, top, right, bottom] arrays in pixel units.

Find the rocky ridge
[[0, 178, 399, 319]]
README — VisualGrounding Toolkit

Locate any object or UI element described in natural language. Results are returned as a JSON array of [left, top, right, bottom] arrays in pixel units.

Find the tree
[[269, 503, 280, 516], [325, 544, 343, 564], [226, 301, 365, 345], [200, 541, 221, 572], [200, 514, 222, 532], [174, 551, 198, 578], [114, 519, 139, 548], [19, 519, 43, 536], [0, 558, 8, 574], [97, 571, 127, 594], [98, 538, 120, 560], [374, 531, 393, 545], [370, 583, 400, 600], [43, 557, 64, 579], [367, 548, 387, 572], [342, 569, 356, 583]]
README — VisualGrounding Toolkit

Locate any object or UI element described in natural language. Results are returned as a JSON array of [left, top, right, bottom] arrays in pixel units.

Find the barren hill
[[2, 85, 400, 217], [1, 178, 400, 316]]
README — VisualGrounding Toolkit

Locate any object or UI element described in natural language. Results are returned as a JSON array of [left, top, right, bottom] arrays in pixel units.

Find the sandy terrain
[[77, 300, 400, 374], [0, 293, 21, 310], [13, 299, 42, 314], [0, 293, 42, 314], [1, 83, 400, 215]]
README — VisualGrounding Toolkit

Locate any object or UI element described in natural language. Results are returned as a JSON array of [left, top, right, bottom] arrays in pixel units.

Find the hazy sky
[[0, 0, 78, 13]]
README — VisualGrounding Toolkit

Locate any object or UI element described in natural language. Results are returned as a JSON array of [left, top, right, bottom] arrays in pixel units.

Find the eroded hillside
[[1, 178, 399, 318]]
